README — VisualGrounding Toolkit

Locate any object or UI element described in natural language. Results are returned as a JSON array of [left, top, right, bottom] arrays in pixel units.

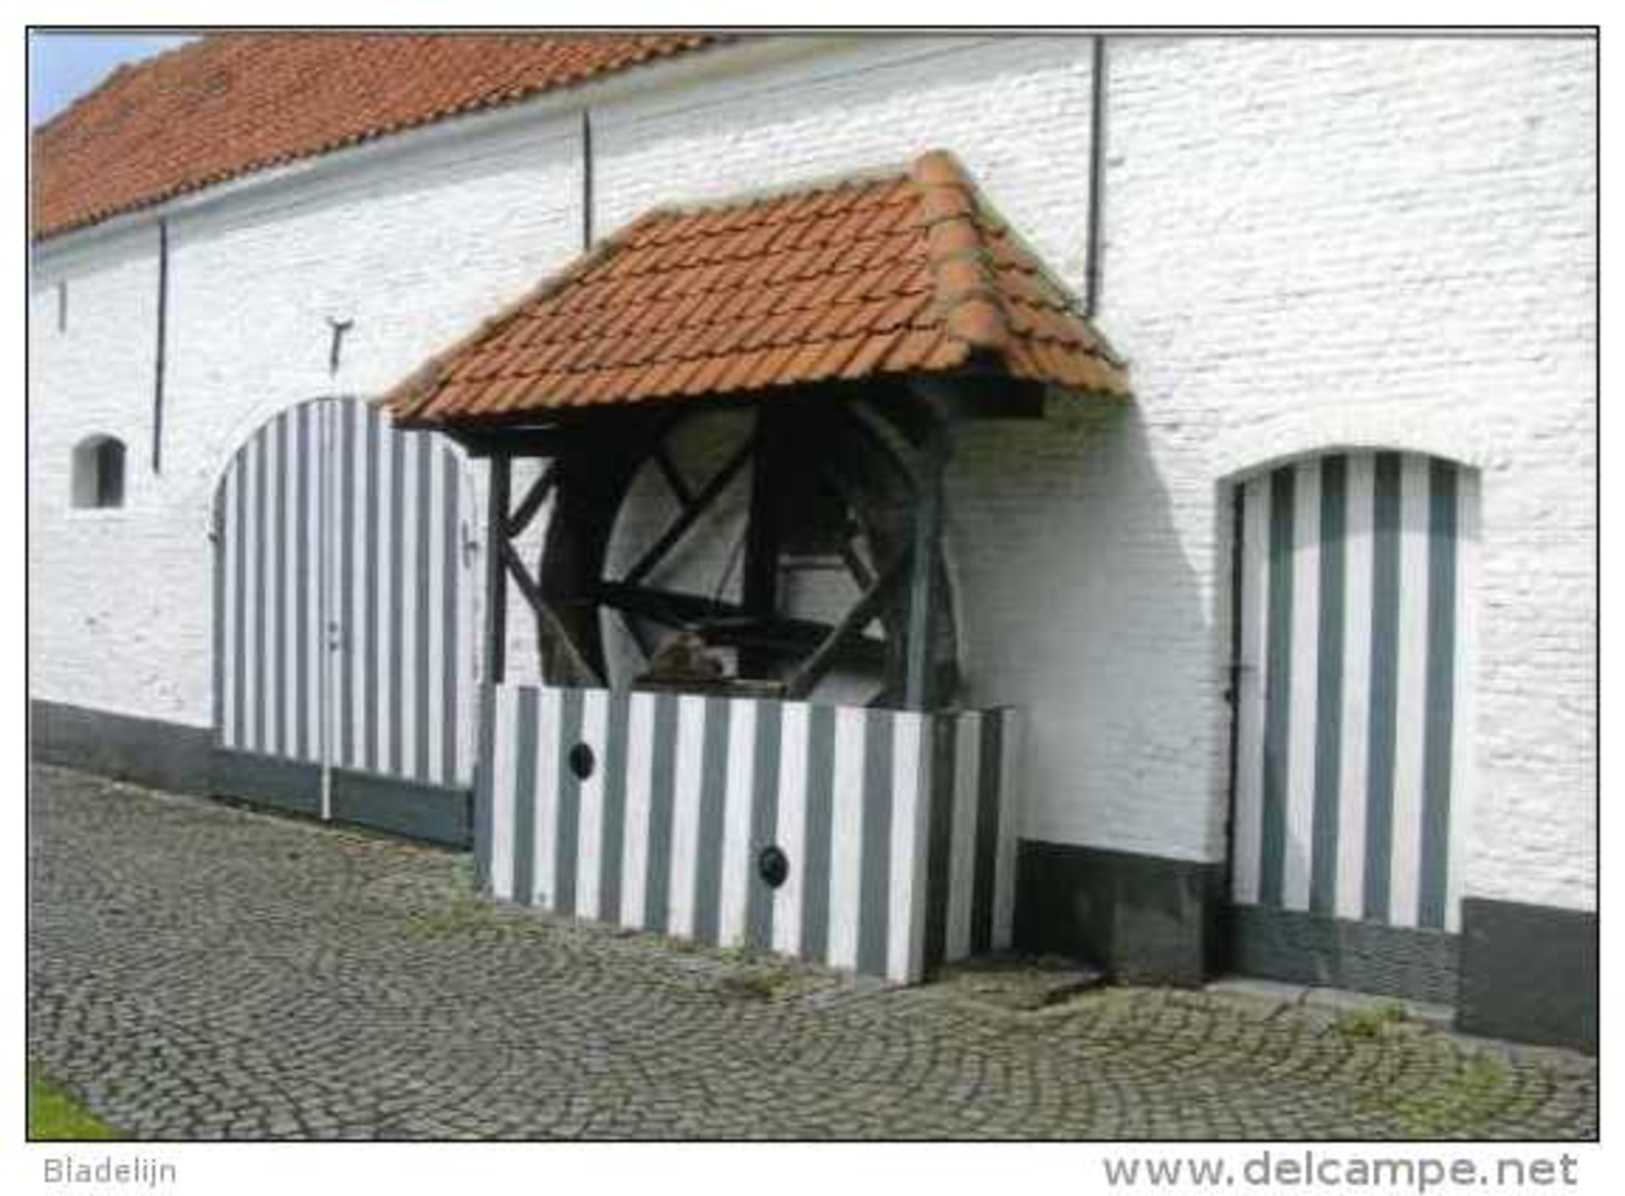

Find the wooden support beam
[[595, 582, 888, 669], [619, 611, 653, 662], [902, 415, 947, 710], [623, 435, 754, 586], [475, 452, 511, 892], [739, 405, 788, 676], [451, 427, 575, 459], [482, 455, 511, 688], [503, 461, 557, 538], [844, 398, 927, 489], [813, 462, 880, 591], [500, 539, 603, 686], [838, 533, 876, 592], [595, 581, 739, 627], [652, 445, 693, 506], [784, 545, 910, 699], [704, 621, 888, 672]]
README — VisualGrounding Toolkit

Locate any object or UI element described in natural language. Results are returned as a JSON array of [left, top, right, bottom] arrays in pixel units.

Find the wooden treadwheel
[[532, 387, 959, 708]]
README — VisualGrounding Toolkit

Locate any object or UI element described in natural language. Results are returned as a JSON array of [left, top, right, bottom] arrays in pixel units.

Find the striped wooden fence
[[481, 686, 1022, 983]]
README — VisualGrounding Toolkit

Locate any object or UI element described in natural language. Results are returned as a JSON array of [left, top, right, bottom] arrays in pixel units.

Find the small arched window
[[71, 435, 126, 509]]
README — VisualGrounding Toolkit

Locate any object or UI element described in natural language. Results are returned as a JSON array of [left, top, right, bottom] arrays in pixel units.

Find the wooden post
[[903, 418, 947, 710], [739, 404, 784, 677], [474, 452, 511, 894]]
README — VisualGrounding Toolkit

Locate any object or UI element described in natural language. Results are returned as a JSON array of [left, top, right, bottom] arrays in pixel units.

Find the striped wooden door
[[214, 398, 477, 809], [1229, 451, 1477, 957]]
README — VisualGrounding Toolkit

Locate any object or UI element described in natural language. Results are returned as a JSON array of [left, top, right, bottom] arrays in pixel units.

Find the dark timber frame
[[451, 374, 1035, 725]]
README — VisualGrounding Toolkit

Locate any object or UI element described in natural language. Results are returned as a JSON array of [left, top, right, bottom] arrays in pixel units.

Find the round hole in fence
[[757, 845, 789, 889], [568, 742, 595, 781]]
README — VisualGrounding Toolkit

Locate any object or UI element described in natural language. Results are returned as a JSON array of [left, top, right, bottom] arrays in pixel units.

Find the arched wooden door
[[212, 397, 479, 842], [1227, 449, 1478, 1002]]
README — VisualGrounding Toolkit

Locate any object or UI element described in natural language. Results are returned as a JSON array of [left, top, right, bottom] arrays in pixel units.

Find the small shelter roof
[[382, 149, 1128, 428]]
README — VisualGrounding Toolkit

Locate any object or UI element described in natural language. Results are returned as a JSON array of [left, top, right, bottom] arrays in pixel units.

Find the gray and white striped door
[[1229, 450, 1477, 934], [214, 398, 477, 794]]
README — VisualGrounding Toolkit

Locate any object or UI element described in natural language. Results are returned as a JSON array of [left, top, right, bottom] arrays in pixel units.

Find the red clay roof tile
[[32, 33, 714, 241], [382, 149, 1128, 426]]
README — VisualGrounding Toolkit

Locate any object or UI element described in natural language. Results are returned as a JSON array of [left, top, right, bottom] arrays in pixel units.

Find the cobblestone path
[[28, 766, 1597, 1140]]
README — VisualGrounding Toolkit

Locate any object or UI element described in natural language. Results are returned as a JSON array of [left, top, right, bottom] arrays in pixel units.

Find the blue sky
[[29, 32, 196, 126]]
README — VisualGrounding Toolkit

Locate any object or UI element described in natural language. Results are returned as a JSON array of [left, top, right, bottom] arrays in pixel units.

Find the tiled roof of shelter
[[31, 32, 713, 239], [383, 149, 1129, 425]]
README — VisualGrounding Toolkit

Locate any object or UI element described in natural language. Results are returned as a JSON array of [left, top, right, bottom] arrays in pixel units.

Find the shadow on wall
[[948, 393, 1226, 986]]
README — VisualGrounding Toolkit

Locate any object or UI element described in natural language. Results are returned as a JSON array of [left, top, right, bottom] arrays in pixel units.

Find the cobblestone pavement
[[28, 765, 1597, 1141]]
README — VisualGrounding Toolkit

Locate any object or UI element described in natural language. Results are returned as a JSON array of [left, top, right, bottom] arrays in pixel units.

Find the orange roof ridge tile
[[910, 148, 1009, 354]]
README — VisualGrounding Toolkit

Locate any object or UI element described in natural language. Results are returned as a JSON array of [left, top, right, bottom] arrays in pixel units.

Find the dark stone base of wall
[[331, 767, 472, 847], [209, 748, 473, 849], [1457, 898, 1597, 1054], [31, 698, 214, 796], [1222, 904, 1460, 1006], [1014, 839, 1225, 986], [30, 701, 470, 850]]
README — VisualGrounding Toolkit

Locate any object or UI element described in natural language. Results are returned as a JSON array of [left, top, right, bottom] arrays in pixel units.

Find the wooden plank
[[903, 420, 946, 710], [503, 461, 557, 538], [500, 540, 602, 685], [785, 546, 910, 699], [619, 611, 653, 661], [740, 408, 784, 676], [451, 427, 576, 459], [474, 452, 510, 894], [595, 582, 888, 669], [653, 445, 693, 506], [838, 534, 876, 592], [482, 455, 511, 687]]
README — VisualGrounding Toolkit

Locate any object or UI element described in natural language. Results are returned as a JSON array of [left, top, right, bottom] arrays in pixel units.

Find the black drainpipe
[[152, 217, 170, 473], [1084, 35, 1108, 320], [1220, 485, 1246, 944], [581, 108, 594, 251]]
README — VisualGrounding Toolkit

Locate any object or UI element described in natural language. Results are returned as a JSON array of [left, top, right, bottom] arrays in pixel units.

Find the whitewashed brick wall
[[28, 36, 1595, 914], [1099, 37, 1596, 909]]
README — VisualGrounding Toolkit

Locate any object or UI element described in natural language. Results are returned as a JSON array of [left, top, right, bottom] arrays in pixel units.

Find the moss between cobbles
[[1362, 1048, 1514, 1136], [715, 967, 797, 1001], [1331, 1001, 1412, 1040]]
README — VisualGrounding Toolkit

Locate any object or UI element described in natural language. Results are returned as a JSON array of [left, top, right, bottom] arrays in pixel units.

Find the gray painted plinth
[[210, 748, 322, 817], [31, 699, 214, 796], [1224, 903, 1460, 1006], [331, 767, 472, 848]]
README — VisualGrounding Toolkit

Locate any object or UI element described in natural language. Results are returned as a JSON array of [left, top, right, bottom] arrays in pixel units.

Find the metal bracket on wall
[[327, 317, 355, 376]]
